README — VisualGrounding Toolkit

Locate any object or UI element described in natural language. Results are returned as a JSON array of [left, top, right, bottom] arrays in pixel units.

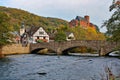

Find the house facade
[[20, 26, 49, 43], [30, 27, 49, 43]]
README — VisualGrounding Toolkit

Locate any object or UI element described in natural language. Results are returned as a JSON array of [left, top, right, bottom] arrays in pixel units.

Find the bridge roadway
[[30, 40, 120, 56]]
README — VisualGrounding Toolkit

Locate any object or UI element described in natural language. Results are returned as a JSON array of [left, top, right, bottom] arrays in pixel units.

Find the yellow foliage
[[68, 26, 106, 40]]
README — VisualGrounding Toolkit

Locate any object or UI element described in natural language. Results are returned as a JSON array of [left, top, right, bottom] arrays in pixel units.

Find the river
[[0, 54, 120, 80]]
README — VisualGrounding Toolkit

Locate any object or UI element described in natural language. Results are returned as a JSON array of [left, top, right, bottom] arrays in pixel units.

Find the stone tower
[[84, 15, 90, 23], [20, 22, 25, 36]]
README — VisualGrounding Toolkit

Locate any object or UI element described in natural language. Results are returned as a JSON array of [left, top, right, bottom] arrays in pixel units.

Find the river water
[[0, 54, 120, 80]]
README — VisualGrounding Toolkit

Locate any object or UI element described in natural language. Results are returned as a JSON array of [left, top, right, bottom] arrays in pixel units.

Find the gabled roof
[[75, 16, 87, 21], [10, 31, 20, 36], [65, 32, 74, 36], [26, 26, 39, 36]]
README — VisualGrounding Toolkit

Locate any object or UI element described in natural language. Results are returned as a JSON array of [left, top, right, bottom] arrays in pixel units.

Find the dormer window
[[39, 31, 44, 34]]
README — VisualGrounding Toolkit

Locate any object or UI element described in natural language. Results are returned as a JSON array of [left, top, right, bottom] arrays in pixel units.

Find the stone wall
[[2, 44, 30, 55]]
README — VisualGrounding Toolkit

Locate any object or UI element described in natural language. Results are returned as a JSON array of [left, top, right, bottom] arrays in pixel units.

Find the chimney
[[84, 15, 90, 23]]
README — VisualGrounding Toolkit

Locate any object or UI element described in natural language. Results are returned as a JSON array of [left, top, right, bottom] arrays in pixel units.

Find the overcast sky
[[0, 0, 113, 32]]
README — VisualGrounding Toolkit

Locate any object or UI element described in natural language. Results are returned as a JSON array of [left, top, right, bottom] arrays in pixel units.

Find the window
[[39, 31, 44, 34], [43, 37, 46, 39], [37, 36, 39, 39]]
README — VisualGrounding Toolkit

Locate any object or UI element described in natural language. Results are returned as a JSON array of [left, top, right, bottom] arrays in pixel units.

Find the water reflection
[[0, 57, 12, 62]]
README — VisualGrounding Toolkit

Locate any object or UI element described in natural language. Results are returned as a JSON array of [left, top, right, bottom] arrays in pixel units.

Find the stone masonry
[[30, 40, 120, 56]]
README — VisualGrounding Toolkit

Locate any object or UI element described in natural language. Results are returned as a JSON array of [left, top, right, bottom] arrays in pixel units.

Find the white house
[[20, 26, 49, 43], [28, 27, 49, 43], [66, 32, 75, 41], [31, 27, 49, 43]]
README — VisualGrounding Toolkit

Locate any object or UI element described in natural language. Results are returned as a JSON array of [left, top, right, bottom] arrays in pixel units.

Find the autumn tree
[[103, 0, 120, 41], [0, 12, 13, 57], [54, 31, 66, 42]]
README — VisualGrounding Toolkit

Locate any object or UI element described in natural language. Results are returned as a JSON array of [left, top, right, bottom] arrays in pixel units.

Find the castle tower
[[84, 15, 90, 23], [84, 15, 90, 27], [20, 22, 25, 36]]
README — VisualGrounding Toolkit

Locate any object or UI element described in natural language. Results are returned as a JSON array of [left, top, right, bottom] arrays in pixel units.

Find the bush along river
[[0, 54, 120, 80]]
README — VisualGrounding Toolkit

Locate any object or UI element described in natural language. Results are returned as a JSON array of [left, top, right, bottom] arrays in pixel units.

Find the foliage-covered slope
[[66, 26, 105, 40], [0, 6, 68, 31]]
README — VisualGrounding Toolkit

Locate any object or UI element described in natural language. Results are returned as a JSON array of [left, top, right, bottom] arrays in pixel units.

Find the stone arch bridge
[[30, 40, 120, 56]]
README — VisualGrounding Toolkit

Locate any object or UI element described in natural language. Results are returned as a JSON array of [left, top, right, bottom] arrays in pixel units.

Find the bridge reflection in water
[[30, 40, 120, 56]]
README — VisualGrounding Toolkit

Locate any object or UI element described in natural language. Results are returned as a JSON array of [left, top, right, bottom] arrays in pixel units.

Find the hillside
[[0, 6, 105, 40], [0, 6, 68, 31]]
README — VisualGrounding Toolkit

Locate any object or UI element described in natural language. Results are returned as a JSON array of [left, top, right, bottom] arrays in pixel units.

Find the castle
[[69, 15, 96, 30]]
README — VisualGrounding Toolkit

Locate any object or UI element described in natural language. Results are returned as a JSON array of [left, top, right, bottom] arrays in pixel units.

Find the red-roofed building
[[69, 15, 96, 30]]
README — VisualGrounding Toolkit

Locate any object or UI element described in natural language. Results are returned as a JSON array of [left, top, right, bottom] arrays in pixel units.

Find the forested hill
[[0, 6, 68, 31], [0, 6, 105, 40]]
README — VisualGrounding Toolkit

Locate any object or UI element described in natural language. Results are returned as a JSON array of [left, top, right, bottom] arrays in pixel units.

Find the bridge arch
[[30, 43, 57, 54], [31, 47, 56, 54], [61, 45, 99, 55], [104, 50, 120, 56]]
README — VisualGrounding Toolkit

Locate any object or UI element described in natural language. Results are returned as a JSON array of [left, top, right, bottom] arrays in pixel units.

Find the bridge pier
[[56, 47, 62, 55], [99, 47, 105, 56]]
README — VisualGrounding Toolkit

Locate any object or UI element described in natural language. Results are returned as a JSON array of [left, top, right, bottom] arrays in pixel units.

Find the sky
[[0, 0, 113, 32]]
